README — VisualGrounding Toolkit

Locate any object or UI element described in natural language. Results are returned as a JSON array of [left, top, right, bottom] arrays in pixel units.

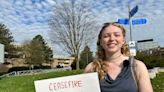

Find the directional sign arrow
[[118, 18, 129, 25], [132, 18, 147, 25], [129, 5, 139, 17]]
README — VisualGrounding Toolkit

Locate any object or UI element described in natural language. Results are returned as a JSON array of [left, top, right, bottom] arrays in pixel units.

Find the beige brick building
[[51, 55, 75, 68], [3, 55, 75, 69]]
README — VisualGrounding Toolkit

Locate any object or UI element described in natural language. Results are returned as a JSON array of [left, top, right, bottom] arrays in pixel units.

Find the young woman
[[84, 22, 153, 92]]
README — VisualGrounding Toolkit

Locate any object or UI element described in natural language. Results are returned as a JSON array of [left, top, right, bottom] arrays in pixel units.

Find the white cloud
[[0, 0, 164, 55], [46, 0, 56, 5]]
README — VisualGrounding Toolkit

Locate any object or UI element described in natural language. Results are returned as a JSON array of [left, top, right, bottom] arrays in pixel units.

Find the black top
[[100, 60, 138, 92]]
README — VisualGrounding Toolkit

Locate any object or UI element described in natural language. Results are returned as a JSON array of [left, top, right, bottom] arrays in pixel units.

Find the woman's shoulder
[[84, 62, 94, 73], [134, 59, 147, 70], [133, 59, 153, 91], [133, 59, 149, 78]]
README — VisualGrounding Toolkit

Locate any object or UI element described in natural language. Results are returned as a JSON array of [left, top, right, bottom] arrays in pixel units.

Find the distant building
[[4, 55, 75, 68], [152, 47, 164, 56], [51, 55, 75, 68], [139, 47, 164, 59], [137, 39, 159, 51]]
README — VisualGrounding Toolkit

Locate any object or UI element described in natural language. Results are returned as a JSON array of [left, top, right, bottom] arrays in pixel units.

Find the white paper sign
[[129, 48, 136, 56], [128, 41, 136, 47], [34, 72, 101, 92]]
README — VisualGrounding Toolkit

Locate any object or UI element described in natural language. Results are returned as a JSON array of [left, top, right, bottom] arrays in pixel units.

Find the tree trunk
[[76, 55, 80, 70]]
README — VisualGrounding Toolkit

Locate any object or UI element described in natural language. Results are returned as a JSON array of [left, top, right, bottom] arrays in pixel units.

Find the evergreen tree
[[0, 23, 15, 58], [24, 35, 53, 66], [79, 46, 93, 69]]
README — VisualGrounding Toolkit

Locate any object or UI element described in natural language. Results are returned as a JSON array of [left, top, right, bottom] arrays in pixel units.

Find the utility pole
[[86, 52, 88, 65]]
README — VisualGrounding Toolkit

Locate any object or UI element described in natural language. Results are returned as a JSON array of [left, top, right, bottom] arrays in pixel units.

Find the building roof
[[53, 55, 75, 60]]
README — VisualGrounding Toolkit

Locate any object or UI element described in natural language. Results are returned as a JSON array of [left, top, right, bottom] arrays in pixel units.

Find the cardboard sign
[[34, 72, 101, 92]]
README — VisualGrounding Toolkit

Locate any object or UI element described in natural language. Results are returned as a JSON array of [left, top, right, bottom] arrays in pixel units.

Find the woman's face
[[100, 25, 125, 54]]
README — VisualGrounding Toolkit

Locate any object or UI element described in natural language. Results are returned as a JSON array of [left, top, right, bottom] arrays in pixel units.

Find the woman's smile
[[107, 43, 117, 48]]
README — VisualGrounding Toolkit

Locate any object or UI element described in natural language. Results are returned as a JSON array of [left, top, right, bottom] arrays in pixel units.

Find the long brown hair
[[92, 22, 129, 80]]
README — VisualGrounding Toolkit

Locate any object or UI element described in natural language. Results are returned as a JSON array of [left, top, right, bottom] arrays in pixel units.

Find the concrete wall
[[0, 44, 4, 63], [149, 67, 164, 79]]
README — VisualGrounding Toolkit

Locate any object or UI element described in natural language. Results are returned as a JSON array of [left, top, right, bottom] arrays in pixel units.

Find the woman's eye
[[115, 33, 121, 37], [115, 34, 120, 37], [102, 35, 109, 38]]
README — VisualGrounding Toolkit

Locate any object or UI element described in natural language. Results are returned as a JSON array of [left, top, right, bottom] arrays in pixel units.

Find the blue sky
[[0, 0, 164, 55]]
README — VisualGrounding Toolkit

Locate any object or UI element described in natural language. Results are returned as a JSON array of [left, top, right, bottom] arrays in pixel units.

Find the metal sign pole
[[118, 5, 145, 56], [128, 5, 136, 56], [128, 4, 132, 41]]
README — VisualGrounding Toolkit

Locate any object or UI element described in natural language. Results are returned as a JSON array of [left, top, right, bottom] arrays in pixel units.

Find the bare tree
[[49, 0, 97, 69]]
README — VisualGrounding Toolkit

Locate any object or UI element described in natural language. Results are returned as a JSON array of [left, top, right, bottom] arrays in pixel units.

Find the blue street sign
[[118, 19, 129, 25], [130, 5, 138, 17], [118, 18, 147, 25], [132, 18, 147, 25]]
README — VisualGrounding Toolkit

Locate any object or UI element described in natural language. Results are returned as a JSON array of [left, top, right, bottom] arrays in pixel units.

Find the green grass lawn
[[0, 70, 163, 92], [151, 72, 164, 92], [0, 70, 83, 92]]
